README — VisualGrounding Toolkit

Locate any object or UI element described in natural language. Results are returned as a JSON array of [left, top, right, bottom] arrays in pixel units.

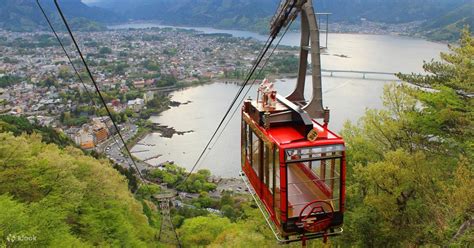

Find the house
[[133, 79, 145, 89], [143, 91, 154, 104], [145, 79, 155, 87], [94, 126, 109, 144], [127, 98, 145, 112], [75, 125, 95, 149], [92, 116, 115, 135]]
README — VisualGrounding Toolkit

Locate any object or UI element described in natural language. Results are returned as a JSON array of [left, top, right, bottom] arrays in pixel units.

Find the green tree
[[397, 27, 473, 157], [99, 46, 112, 54], [58, 66, 72, 80], [0, 75, 22, 88], [178, 216, 232, 246], [0, 133, 158, 246], [156, 74, 177, 87], [143, 60, 161, 71], [339, 29, 473, 247]]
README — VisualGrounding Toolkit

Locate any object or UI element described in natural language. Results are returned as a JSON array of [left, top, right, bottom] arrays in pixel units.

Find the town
[[0, 27, 296, 167]]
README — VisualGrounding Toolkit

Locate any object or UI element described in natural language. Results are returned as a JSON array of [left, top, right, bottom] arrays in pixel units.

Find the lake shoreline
[[125, 27, 446, 177], [108, 20, 450, 45]]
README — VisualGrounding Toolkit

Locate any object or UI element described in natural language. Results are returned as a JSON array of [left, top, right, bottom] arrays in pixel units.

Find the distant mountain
[[89, 0, 471, 25], [0, 0, 124, 31], [1, 0, 472, 41], [316, 0, 471, 24], [90, 0, 278, 31], [421, 2, 474, 41]]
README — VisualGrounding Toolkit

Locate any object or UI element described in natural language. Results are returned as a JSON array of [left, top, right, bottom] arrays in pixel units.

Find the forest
[[0, 30, 472, 247]]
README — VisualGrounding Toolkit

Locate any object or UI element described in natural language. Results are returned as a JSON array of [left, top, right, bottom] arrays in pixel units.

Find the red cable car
[[240, 0, 345, 243]]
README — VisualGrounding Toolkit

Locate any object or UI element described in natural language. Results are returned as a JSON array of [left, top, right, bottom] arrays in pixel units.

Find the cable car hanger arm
[[271, 0, 326, 120]]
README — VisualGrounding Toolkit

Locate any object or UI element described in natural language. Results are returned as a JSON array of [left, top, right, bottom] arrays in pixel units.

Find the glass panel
[[263, 144, 270, 186], [246, 125, 251, 163], [252, 132, 260, 177], [269, 146, 274, 194], [286, 145, 345, 162], [274, 148, 281, 222], [241, 121, 246, 163], [287, 157, 341, 218]]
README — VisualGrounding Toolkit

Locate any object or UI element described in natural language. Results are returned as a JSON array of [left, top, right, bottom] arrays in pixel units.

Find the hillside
[[91, 0, 278, 32], [421, 2, 474, 41], [1, 0, 471, 40], [0, 131, 160, 246], [0, 0, 123, 31], [90, 0, 471, 32]]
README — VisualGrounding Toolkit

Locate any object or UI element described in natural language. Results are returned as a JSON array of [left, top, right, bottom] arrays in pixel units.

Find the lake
[[114, 22, 448, 177]]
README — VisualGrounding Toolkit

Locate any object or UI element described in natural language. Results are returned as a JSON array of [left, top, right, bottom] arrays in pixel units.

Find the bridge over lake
[[321, 69, 400, 80]]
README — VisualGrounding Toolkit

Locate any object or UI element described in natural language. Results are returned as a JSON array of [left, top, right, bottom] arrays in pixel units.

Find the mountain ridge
[[0, 0, 472, 41], [0, 0, 124, 31], [89, 0, 473, 40]]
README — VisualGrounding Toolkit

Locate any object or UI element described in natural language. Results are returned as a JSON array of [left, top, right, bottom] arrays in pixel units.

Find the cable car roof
[[265, 120, 344, 149]]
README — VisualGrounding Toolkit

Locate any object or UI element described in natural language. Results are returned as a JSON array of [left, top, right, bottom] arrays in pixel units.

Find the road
[[97, 122, 151, 173]]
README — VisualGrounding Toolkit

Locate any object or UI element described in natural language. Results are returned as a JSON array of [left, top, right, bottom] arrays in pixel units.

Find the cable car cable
[[175, 34, 274, 181], [36, 0, 97, 107], [177, 38, 276, 186], [35, 0, 140, 176], [36, 0, 140, 181], [53, 0, 145, 181], [177, 2, 296, 186], [196, 19, 295, 170]]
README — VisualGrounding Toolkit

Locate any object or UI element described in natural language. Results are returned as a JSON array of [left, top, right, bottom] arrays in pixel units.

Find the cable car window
[[263, 144, 270, 187], [268, 146, 275, 194], [286, 145, 345, 162], [286, 152, 342, 218], [242, 121, 247, 162], [252, 132, 261, 177], [246, 125, 252, 163], [274, 148, 281, 222]]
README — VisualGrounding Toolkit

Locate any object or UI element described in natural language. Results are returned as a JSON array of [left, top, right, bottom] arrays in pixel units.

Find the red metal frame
[[241, 111, 346, 236]]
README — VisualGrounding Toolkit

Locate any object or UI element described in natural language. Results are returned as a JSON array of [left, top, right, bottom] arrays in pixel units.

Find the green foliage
[[176, 169, 217, 193], [271, 55, 299, 74], [99, 46, 113, 55], [60, 111, 89, 127], [146, 96, 170, 110], [339, 30, 473, 247], [58, 66, 72, 80], [113, 164, 139, 192], [397, 28, 473, 156], [2, 57, 19, 64], [0, 133, 158, 246], [191, 192, 217, 209], [177, 204, 278, 247], [125, 91, 142, 101], [178, 215, 232, 246], [142, 60, 161, 71], [0, 115, 74, 148], [38, 75, 57, 88], [149, 163, 185, 187], [156, 75, 177, 87], [148, 164, 217, 194], [162, 48, 177, 56], [0, 75, 23, 88], [95, 107, 127, 124], [135, 184, 161, 201], [422, 3, 474, 41], [105, 62, 129, 75], [69, 17, 107, 32]]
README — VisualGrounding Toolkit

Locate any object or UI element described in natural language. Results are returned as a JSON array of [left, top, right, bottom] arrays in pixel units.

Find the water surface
[[123, 23, 448, 177]]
